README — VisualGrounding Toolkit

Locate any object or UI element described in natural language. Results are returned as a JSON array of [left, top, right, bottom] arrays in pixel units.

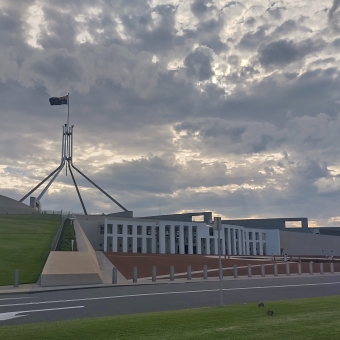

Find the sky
[[1, 0, 340, 226]]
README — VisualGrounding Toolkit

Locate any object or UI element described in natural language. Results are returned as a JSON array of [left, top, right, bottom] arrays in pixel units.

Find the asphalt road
[[1, 274, 340, 326]]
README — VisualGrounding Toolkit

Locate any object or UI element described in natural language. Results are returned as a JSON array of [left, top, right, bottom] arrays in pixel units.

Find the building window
[[118, 225, 123, 234], [100, 226, 104, 234], [128, 225, 133, 235], [147, 226, 152, 235], [249, 232, 252, 240], [209, 227, 214, 236], [107, 224, 112, 234], [262, 232, 266, 241], [137, 226, 142, 235], [255, 232, 259, 240]]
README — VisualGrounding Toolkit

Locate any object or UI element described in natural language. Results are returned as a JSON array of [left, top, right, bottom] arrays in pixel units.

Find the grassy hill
[[0, 214, 62, 286]]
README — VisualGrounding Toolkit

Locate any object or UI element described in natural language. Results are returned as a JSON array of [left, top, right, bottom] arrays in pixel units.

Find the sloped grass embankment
[[0, 214, 61, 286]]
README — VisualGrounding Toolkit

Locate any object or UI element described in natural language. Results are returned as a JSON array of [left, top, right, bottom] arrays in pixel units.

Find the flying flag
[[49, 95, 68, 106]]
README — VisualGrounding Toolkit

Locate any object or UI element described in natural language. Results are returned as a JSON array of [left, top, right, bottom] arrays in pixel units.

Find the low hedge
[[56, 219, 78, 251]]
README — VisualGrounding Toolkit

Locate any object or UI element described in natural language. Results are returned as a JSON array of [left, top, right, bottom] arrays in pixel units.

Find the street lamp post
[[215, 217, 223, 306]]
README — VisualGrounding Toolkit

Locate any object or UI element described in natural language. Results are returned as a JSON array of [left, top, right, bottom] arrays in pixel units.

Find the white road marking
[[0, 281, 339, 308], [0, 306, 84, 321]]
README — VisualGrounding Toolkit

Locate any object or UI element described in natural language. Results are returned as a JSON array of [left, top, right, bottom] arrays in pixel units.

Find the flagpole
[[66, 93, 70, 176], [67, 93, 70, 130]]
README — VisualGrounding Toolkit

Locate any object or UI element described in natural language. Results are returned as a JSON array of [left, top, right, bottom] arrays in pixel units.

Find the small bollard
[[152, 266, 157, 282], [13, 269, 19, 288], [261, 264, 265, 277], [203, 265, 208, 279], [248, 264, 252, 277], [320, 262, 324, 275], [133, 267, 138, 283], [274, 263, 278, 276], [286, 262, 290, 276], [309, 261, 313, 275], [233, 264, 238, 278], [170, 266, 174, 281], [112, 267, 117, 284], [187, 265, 191, 280], [298, 262, 302, 275], [331, 262, 334, 274]]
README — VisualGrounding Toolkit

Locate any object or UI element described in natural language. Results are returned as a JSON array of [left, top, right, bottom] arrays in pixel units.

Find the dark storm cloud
[[184, 47, 214, 81], [332, 37, 340, 48], [237, 26, 267, 50], [258, 38, 326, 67], [271, 20, 297, 36], [328, 0, 340, 20], [190, 0, 214, 18], [32, 49, 84, 83]]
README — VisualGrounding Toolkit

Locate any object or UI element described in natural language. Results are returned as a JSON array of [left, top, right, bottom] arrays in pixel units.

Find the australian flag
[[49, 95, 68, 106]]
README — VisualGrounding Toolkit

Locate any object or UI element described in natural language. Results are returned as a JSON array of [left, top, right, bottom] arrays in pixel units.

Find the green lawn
[[0, 214, 62, 286], [2, 295, 340, 339]]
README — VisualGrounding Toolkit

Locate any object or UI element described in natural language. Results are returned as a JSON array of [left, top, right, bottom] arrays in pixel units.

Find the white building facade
[[102, 217, 280, 255]]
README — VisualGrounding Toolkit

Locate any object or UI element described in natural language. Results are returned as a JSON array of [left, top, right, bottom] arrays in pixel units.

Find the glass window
[[128, 225, 133, 235], [118, 225, 123, 234], [100, 226, 104, 234], [107, 224, 112, 234]]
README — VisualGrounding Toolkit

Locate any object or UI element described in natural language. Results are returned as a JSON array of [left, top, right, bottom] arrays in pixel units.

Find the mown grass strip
[[0, 214, 61, 286], [1, 295, 340, 339]]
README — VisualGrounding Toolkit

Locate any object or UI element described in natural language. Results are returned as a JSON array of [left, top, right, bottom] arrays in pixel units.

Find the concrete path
[[0, 284, 35, 295]]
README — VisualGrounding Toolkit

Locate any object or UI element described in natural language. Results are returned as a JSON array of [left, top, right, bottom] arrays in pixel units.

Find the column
[[227, 228, 231, 256], [112, 224, 117, 252], [196, 229, 201, 254], [141, 225, 147, 253], [238, 229, 242, 255], [170, 225, 175, 254], [232, 229, 237, 255], [214, 236, 218, 255], [104, 218, 108, 251], [122, 224, 127, 252], [244, 232, 248, 255], [159, 224, 166, 254], [206, 237, 210, 255], [132, 224, 137, 253], [221, 227, 226, 256], [188, 225, 193, 254], [151, 225, 156, 253], [179, 225, 184, 254]]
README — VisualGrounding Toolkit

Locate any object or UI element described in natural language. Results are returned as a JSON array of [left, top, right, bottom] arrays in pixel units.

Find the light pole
[[215, 216, 223, 306]]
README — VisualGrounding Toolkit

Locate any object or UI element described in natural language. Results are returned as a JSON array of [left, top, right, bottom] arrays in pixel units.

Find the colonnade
[[103, 219, 267, 256]]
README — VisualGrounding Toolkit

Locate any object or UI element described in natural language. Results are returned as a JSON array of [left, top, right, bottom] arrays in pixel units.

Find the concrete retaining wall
[[280, 230, 340, 256], [0, 195, 36, 214], [40, 218, 103, 287]]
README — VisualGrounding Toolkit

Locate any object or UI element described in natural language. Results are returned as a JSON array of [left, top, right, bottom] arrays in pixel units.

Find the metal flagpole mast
[[67, 93, 70, 130], [66, 93, 70, 176]]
